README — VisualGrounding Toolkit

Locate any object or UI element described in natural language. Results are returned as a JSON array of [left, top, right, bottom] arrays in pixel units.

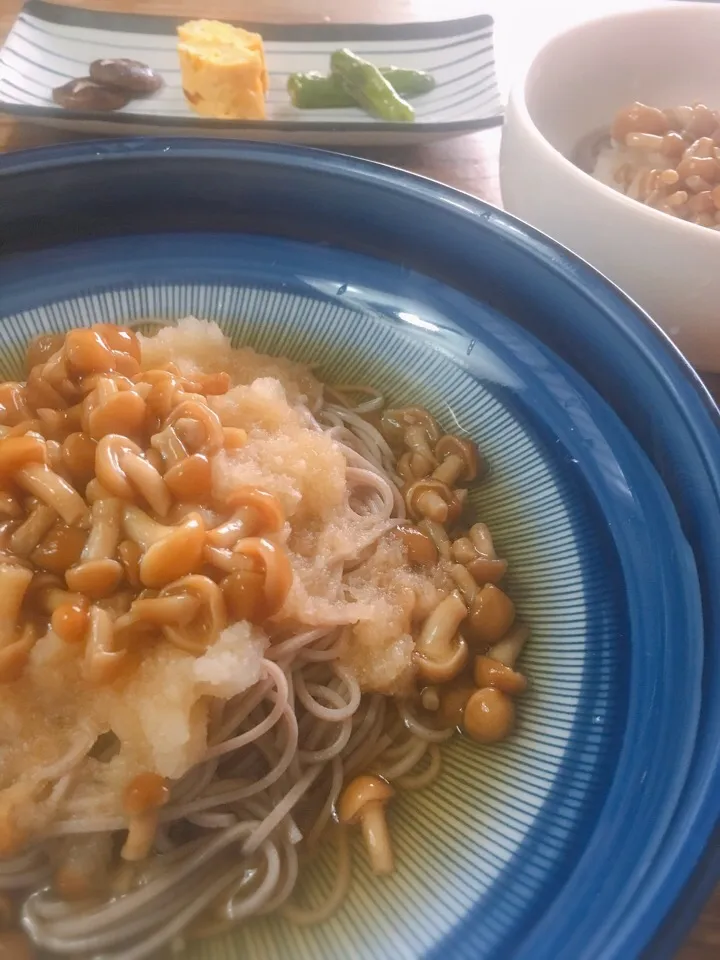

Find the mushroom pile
[[380, 407, 529, 747], [0, 330, 530, 891], [0, 324, 293, 688], [330, 408, 529, 878]]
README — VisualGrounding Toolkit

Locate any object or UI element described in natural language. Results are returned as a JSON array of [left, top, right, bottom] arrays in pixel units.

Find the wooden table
[[0, 1, 718, 956]]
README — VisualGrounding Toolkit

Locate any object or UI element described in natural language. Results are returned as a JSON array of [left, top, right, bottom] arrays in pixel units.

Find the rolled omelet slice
[[177, 20, 268, 120]]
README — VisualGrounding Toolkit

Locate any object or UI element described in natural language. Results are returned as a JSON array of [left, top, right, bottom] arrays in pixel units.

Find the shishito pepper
[[329, 48, 415, 122], [288, 66, 435, 110]]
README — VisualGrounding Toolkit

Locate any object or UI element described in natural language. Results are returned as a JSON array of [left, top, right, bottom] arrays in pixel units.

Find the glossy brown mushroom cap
[[433, 434, 482, 484], [337, 775, 394, 825]]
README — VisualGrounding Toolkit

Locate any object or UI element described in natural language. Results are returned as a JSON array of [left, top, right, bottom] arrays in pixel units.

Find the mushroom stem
[[83, 605, 125, 685], [0, 624, 36, 683], [0, 490, 21, 519], [414, 591, 468, 683], [418, 519, 451, 560], [449, 563, 479, 604], [432, 453, 465, 486], [37, 402, 84, 440], [432, 436, 481, 486], [121, 772, 169, 861], [337, 775, 394, 876], [16, 463, 88, 526], [96, 435, 171, 517], [451, 537, 478, 565], [403, 425, 436, 469], [416, 592, 467, 659], [122, 505, 175, 551], [416, 490, 447, 522], [487, 622, 530, 668], [0, 564, 33, 647], [10, 502, 57, 557], [65, 498, 123, 598], [360, 800, 394, 875], [82, 498, 122, 561], [468, 522, 496, 559], [121, 455, 171, 517], [118, 539, 142, 587], [33, 580, 84, 615], [150, 424, 188, 468], [125, 593, 201, 626], [466, 555, 508, 585], [207, 506, 256, 548], [121, 812, 159, 862]]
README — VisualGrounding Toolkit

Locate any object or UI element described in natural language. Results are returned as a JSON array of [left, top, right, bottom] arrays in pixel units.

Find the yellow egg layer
[[177, 19, 268, 121]]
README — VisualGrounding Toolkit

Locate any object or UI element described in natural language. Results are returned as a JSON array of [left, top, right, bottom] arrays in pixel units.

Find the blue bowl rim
[[0, 137, 719, 957]]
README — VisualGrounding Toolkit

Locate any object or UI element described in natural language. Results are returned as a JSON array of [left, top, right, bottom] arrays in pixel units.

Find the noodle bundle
[[0, 318, 530, 958]]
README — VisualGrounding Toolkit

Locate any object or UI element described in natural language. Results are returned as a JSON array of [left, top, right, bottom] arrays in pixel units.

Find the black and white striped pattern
[[0, 0, 502, 144]]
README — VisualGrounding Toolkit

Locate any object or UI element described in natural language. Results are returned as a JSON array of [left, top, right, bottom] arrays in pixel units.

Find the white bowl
[[500, 2, 720, 371]]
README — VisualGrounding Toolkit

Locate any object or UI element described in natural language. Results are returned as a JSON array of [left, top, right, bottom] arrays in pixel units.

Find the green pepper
[[329, 48, 415, 123], [287, 67, 435, 110]]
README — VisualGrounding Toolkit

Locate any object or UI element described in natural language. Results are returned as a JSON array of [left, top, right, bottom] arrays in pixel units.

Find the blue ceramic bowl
[[0, 140, 718, 960]]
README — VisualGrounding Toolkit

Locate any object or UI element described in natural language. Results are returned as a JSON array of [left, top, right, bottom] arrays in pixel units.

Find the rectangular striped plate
[[0, 1, 502, 145]]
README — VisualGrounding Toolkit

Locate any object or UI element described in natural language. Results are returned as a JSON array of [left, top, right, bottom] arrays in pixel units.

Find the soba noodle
[[0, 318, 529, 958]]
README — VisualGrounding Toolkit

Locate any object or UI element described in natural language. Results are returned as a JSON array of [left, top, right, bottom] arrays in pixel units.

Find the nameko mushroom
[[121, 504, 206, 589], [380, 406, 441, 455], [83, 375, 146, 441], [0, 564, 35, 683], [466, 522, 509, 585], [0, 435, 87, 526], [395, 524, 438, 566], [405, 477, 459, 524], [83, 605, 126, 685], [413, 590, 468, 683], [463, 686, 516, 744], [121, 772, 170, 862], [9, 499, 56, 558], [432, 434, 482, 486], [164, 453, 213, 503], [206, 486, 285, 548], [158, 574, 227, 654], [96, 434, 172, 517], [206, 535, 293, 620], [65, 497, 123, 598], [337, 775, 395, 875], [166, 399, 225, 454], [474, 622, 530, 695]]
